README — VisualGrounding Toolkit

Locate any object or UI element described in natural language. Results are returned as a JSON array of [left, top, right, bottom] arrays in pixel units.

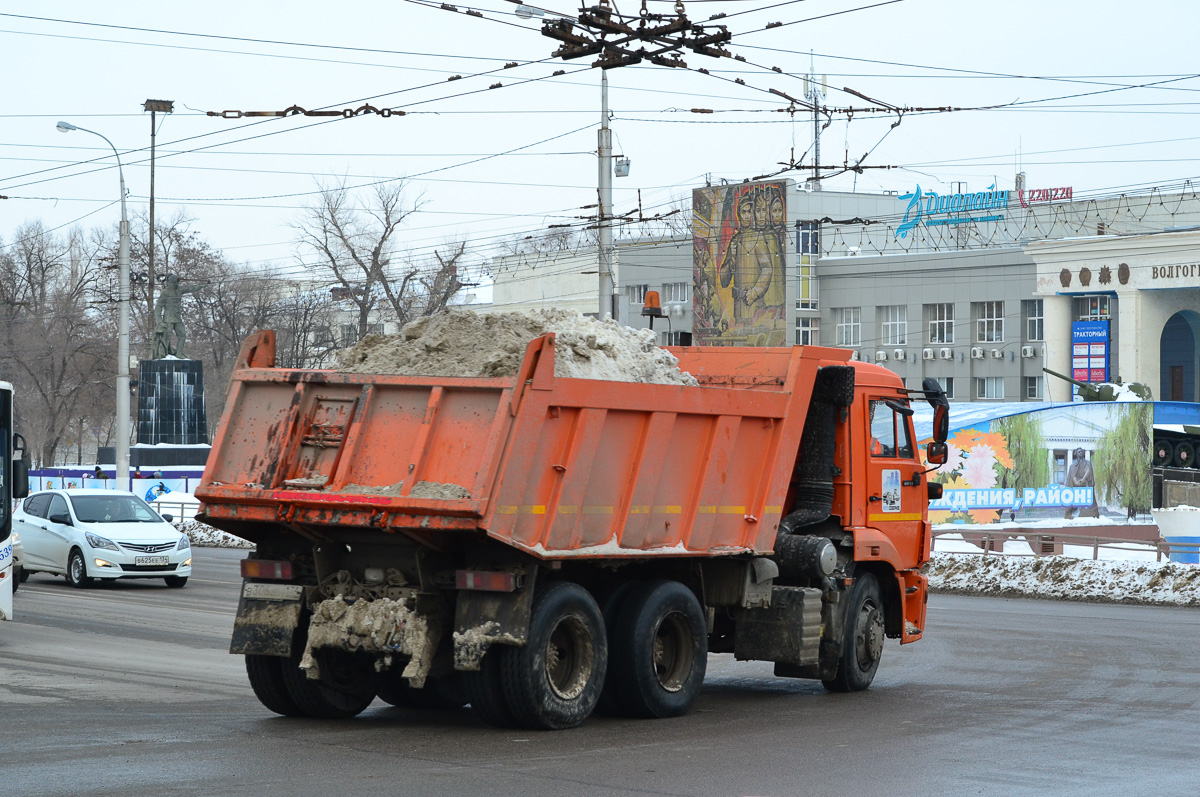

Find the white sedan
[[16, 488, 192, 588]]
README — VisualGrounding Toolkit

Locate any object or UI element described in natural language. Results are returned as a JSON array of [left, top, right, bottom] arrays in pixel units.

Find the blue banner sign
[[895, 184, 1010, 240], [930, 486, 1095, 512], [1071, 320, 1109, 383]]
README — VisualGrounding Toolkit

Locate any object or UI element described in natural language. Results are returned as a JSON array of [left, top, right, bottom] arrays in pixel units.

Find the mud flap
[[230, 583, 304, 656], [733, 586, 822, 666], [452, 568, 536, 671], [898, 569, 927, 642]]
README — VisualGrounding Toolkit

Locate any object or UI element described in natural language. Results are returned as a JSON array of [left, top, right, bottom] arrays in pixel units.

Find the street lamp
[[56, 121, 131, 485]]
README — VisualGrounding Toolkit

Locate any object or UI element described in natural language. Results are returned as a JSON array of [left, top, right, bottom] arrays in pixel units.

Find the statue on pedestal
[[151, 274, 208, 359]]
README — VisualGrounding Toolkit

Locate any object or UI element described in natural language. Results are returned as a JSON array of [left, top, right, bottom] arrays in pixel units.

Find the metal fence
[[933, 530, 1199, 563]]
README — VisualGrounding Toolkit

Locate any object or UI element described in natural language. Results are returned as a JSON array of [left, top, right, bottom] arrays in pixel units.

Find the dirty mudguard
[[230, 582, 305, 656], [452, 567, 537, 671]]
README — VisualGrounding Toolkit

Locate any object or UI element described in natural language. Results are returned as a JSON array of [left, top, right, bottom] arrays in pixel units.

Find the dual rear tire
[[245, 631, 377, 719], [465, 579, 708, 729]]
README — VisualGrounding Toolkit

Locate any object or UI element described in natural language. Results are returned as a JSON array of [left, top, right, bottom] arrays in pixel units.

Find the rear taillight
[[455, 570, 518, 592], [241, 559, 294, 580]]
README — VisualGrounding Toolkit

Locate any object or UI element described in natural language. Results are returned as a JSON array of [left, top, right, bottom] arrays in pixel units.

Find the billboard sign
[[1072, 320, 1109, 383]]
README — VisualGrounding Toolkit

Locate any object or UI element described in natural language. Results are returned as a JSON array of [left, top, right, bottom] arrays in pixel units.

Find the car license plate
[[136, 556, 169, 566]]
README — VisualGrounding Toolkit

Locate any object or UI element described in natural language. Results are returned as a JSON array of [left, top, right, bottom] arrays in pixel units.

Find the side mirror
[[48, 512, 72, 526], [926, 441, 948, 466], [163, 514, 174, 523], [12, 459, 28, 499]]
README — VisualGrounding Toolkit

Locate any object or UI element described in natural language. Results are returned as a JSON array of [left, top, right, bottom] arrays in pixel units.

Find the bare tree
[[274, 285, 340, 369], [294, 180, 468, 343], [0, 224, 110, 466]]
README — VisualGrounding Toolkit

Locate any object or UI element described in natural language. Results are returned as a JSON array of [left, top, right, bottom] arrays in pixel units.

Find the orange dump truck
[[196, 330, 949, 729]]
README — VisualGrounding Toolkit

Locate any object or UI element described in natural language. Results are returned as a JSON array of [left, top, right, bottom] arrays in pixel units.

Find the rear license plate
[[135, 556, 169, 566]]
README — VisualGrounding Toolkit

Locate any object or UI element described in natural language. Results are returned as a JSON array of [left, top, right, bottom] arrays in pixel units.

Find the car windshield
[[70, 495, 164, 523]]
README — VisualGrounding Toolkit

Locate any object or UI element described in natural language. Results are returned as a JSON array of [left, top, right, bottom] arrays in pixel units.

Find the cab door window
[[869, 400, 914, 458], [47, 494, 69, 522]]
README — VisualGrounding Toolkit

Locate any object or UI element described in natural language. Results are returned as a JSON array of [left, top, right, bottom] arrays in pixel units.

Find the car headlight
[[85, 532, 119, 551], [176, 534, 191, 551]]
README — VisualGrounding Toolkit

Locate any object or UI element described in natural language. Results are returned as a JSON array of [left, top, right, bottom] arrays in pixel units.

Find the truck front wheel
[[499, 581, 606, 730], [822, 572, 884, 692], [605, 580, 707, 718]]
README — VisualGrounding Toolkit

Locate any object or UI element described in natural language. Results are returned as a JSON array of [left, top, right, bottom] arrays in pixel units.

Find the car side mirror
[[48, 512, 73, 526], [163, 514, 174, 523]]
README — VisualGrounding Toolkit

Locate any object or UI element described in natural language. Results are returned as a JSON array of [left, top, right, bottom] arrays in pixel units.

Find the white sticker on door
[[882, 469, 902, 513]]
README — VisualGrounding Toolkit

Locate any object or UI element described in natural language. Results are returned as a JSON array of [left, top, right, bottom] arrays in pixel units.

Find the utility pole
[[804, 55, 826, 191], [539, 0, 731, 321], [598, 72, 614, 321], [143, 99, 174, 318]]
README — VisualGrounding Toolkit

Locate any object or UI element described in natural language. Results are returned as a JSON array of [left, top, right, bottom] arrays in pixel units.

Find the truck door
[[865, 399, 924, 556]]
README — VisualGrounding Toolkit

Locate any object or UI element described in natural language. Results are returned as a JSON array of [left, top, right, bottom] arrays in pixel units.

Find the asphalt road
[[2, 547, 1198, 796]]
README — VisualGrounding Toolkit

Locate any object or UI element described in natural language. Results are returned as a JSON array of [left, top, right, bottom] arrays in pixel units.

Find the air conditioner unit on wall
[[894, 348, 906, 362], [990, 348, 1003, 359], [849, 350, 860, 361], [875, 350, 888, 362], [970, 347, 984, 359], [939, 348, 953, 360], [1021, 345, 1036, 358], [922, 348, 934, 361]]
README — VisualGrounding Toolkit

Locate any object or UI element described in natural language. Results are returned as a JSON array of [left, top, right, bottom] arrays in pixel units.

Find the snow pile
[[337, 308, 697, 386], [924, 552, 1200, 606], [177, 519, 253, 549]]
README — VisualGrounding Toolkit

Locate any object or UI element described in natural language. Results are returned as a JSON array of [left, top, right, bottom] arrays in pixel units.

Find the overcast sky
[[3, 0, 1198, 282]]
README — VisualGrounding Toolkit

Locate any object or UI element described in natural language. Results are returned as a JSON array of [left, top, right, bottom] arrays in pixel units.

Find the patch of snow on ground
[[924, 552, 1200, 606]]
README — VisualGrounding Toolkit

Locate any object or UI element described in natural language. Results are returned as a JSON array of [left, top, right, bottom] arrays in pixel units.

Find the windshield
[[70, 495, 164, 524]]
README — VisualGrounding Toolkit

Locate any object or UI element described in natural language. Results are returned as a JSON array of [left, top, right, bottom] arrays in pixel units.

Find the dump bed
[[196, 332, 856, 559]]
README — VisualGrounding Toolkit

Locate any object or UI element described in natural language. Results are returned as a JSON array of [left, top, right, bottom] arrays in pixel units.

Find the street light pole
[[143, 100, 173, 318], [56, 121, 130, 485]]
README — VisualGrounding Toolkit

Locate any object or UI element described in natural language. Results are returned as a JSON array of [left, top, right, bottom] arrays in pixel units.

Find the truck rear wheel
[[822, 572, 884, 693], [499, 581, 606, 730], [464, 648, 520, 728], [280, 648, 377, 719], [378, 673, 468, 710], [245, 654, 304, 717], [605, 580, 707, 719]]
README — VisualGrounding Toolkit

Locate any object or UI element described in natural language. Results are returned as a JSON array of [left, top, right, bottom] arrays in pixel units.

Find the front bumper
[[87, 549, 193, 580]]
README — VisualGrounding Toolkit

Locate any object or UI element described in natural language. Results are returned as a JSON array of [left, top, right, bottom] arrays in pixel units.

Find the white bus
[[0, 381, 29, 621]]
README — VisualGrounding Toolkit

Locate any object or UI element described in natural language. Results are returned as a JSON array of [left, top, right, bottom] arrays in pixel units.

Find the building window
[[926, 303, 954, 344], [1052, 449, 1068, 483], [796, 222, 819, 255], [878, 305, 907, 346], [975, 376, 1005, 399], [661, 330, 687, 346], [1075, 295, 1110, 321], [936, 376, 955, 399], [795, 317, 819, 346], [1024, 299, 1044, 341], [834, 307, 861, 347], [797, 259, 818, 310], [339, 323, 357, 346], [626, 284, 649, 304], [661, 282, 690, 303], [975, 301, 1004, 342], [1025, 376, 1043, 399]]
